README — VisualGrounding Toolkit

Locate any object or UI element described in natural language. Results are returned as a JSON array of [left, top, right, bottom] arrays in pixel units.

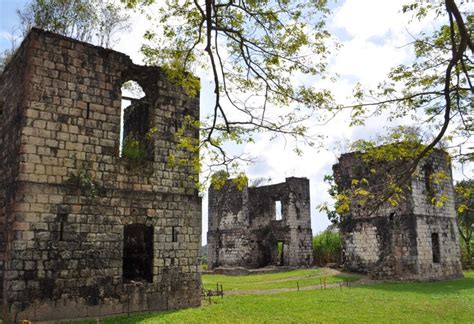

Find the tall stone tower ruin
[[333, 145, 463, 280], [207, 177, 313, 270], [0, 28, 201, 321]]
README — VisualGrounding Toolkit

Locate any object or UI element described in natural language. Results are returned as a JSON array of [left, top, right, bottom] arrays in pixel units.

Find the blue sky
[[1, 0, 472, 244], [0, 0, 27, 50]]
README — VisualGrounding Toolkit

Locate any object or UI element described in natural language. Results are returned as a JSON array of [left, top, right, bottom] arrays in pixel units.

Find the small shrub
[[66, 169, 102, 197], [122, 128, 157, 165], [122, 134, 148, 163], [312, 230, 342, 266]]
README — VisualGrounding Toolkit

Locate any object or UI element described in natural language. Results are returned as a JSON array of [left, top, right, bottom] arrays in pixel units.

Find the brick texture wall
[[334, 147, 463, 280], [208, 177, 313, 269], [0, 28, 201, 322]]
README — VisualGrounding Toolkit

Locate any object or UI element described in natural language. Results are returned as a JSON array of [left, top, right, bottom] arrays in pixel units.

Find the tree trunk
[[467, 240, 473, 269]]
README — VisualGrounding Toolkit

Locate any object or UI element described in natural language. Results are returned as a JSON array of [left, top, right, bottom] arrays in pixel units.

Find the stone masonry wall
[[207, 177, 313, 270], [0, 32, 31, 306], [334, 146, 463, 280], [411, 151, 462, 279], [0, 28, 201, 322]]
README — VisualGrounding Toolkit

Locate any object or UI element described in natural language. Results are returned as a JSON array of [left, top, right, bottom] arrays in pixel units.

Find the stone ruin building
[[333, 146, 463, 280], [207, 177, 313, 270], [0, 28, 202, 321]]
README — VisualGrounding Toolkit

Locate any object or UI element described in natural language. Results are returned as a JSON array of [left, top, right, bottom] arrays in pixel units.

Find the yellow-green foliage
[[210, 170, 248, 191]]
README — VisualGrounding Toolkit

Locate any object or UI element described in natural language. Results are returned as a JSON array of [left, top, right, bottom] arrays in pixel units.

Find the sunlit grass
[[77, 270, 474, 323], [202, 268, 361, 292]]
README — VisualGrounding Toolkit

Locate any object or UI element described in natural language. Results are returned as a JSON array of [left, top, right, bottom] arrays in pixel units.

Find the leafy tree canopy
[[123, 0, 337, 179], [455, 179, 474, 267], [121, 0, 472, 189], [17, 0, 131, 48]]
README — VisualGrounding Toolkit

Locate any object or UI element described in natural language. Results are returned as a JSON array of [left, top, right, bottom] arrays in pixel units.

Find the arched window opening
[[120, 81, 154, 160]]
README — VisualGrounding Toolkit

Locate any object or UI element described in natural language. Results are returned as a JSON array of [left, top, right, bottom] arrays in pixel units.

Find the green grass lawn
[[202, 268, 361, 292], [83, 270, 474, 323]]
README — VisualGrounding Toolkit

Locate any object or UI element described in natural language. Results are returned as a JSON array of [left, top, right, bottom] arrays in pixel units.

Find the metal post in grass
[[220, 284, 223, 298], [297, 281, 299, 291]]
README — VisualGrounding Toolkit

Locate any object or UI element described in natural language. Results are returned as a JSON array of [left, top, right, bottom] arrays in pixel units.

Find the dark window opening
[[59, 221, 64, 241], [296, 206, 301, 219], [123, 224, 153, 283], [57, 213, 68, 241], [423, 164, 434, 200], [120, 81, 154, 160], [174, 119, 179, 133], [431, 232, 440, 263], [86, 102, 90, 119], [389, 212, 396, 222], [172, 226, 178, 242], [0, 100, 4, 119], [275, 200, 282, 221]]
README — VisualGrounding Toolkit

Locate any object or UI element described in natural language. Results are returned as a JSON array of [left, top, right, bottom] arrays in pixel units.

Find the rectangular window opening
[[172, 226, 178, 242], [431, 232, 440, 263], [277, 241, 284, 266], [275, 200, 282, 221], [57, 213, 68, 241], [123, 224, 153, 283], [86, 102, 90, 119]]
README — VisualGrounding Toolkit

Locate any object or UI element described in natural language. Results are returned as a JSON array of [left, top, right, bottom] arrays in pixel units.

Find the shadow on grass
[[74, 308, 195, 324], [332, 273, 364, 282]]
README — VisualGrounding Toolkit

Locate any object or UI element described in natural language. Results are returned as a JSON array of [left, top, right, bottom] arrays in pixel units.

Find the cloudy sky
[[1, 0, 472, 244]]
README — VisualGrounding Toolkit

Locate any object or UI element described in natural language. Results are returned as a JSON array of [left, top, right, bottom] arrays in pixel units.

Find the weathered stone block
[[0, 28, 201, 322], [333, 146, 463, 281], [208, 177, 313, 269]]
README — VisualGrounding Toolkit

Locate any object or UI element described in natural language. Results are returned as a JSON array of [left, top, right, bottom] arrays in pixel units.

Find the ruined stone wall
[[334, 147, 462, 280], [207, 177, 313, 270], [0, 33, 31, 305], [0, 29, 201, 322], [207, 181, 254, 268], [411, 152, 462, 280]]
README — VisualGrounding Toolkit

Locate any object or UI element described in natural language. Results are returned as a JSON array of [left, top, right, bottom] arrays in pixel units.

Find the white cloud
[[3, 0, 470, 244]]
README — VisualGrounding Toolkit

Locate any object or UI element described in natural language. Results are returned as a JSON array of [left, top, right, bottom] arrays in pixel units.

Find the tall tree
[[347, 0, 472, 171], [125, 0, 336, 179], [17, 0, 130, 48], [455, 180, 474, 268], [328, 0, 473, 213], [124, 0, 472, 186]]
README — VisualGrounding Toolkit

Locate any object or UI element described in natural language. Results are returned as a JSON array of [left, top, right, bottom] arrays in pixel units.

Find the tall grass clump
[[312, 230, 342, 266]]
